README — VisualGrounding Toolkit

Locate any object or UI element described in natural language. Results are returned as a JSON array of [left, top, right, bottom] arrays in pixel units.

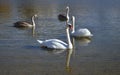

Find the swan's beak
[[67, 23, 73, 30], [69, 25, 73, 30]]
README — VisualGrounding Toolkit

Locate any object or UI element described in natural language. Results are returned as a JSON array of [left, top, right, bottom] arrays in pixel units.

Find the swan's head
[[67, 23, 73, 30], [66, 6, 69, 10], [34, 14, 38, 17], [72, 16, 75, 22]]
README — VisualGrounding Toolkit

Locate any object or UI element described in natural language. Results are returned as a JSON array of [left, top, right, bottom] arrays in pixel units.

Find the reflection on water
[[65, 49, 73, 72], [65, 38, 91, 72], [42, 49, 66, 55], [73, 37, 91, 46], [0, 0, 120, 75]]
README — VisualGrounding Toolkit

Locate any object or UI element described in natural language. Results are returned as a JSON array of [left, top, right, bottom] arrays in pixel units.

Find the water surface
[[0, 0, 120, 75]]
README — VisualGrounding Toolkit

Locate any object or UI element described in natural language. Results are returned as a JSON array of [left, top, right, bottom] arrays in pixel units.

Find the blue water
[[0, 0, 120, 75]]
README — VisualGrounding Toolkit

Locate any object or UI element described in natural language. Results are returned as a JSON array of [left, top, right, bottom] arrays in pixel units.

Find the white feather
[[37, 27, 73, 50], [37, 39, 67, 49]]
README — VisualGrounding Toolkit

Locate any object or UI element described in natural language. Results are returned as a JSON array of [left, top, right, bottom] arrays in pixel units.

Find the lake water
[[0, 0, 120, 75]]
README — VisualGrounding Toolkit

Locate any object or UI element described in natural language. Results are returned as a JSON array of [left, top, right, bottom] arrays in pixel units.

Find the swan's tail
[[37, 40, 43, 44]]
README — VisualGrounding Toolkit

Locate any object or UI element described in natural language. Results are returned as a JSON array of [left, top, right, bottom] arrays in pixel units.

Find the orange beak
[[68, 24, 73, 30]]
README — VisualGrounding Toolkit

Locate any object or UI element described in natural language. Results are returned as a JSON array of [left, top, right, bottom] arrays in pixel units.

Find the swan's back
[[58, 14, 67, 22], [14, 21, 33, 28], [37, 39, 68, 50], [72, 28, 93, 37]]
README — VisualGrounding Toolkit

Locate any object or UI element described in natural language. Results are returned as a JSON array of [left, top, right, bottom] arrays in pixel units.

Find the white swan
[[14, 14, 37, 28], [71, 16, 93, 38], [37, 24, 73, 50]]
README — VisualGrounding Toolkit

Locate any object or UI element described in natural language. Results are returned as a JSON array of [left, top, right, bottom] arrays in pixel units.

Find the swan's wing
[[14, 21, 32, 27], [37, 40, 43, 44], [58, 14, 67, 21], [41, 39, 68, 49]]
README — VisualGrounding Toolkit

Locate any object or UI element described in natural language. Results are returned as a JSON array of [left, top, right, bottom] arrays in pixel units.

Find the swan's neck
[[66, 27, 73, 49], [32, 16, 35, 28], [72, 16, 75, 33], [66, 7, 70, 22], [66, 8, 72, 49]]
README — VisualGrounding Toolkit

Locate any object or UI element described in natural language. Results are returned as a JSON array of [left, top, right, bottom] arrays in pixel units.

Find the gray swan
[[14, 14, 37, 28]]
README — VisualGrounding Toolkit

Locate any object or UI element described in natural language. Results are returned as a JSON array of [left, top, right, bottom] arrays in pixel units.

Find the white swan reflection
[[65, 37, 91, 72], [45, 49, 66, 55], [76, 38, 91, 46], [65, 47, 74, 72]]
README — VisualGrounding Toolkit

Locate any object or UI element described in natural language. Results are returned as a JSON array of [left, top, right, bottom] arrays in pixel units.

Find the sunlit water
[[0, 0, 120, 75]]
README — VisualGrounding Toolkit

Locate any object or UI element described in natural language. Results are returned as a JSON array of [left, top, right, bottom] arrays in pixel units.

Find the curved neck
[[66, 27, 73, 49], [72, 16, 75, 33], [66, 7, 69, 23], [32, 16, 35, 27]]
